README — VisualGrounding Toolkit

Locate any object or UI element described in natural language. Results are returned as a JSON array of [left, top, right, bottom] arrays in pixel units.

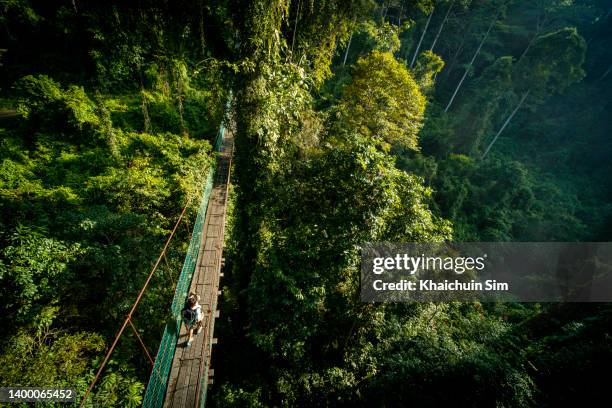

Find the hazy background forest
[[0, 0, 610, 407]]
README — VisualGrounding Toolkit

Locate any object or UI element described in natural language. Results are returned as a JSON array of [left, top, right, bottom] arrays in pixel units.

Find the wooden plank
[[184, 328, 207, 407], [171, 317, 203, 407], [208, 215, 224, 226], [204, 239, 216, 250], [170, 358, 192, 407], [174, 321, 202, 407]]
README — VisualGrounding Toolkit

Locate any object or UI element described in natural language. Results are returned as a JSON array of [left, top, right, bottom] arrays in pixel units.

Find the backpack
[[182, 307, 197, 324]]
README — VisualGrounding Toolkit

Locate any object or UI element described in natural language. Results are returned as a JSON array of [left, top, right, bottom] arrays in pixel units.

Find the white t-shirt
[[191, 304, 203, 322]]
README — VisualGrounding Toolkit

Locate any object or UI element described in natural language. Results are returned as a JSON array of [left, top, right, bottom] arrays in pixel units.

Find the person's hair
[[187, 293, 199, 307]]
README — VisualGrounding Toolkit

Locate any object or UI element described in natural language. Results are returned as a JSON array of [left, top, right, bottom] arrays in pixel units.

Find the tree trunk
[[379, 1, 386, 20], [516, 34, 536, 65], [481, 90, 530, 159], [291, 0, 301, 54], [430, 1, 454, 52], [599, 64, 611, 81], [332, 37, 339, 58], [141, 89, 151, 133], [410, 10, 434, 68], [177, 95, 186, 134], [516, 14, 544, 65], [138, 64, 151, 133], [398, 5, 403, 26], [199, 1, 206, 58], [444, 10, 499, 112], [441, 36, 466, 81], [342, 24, 354, 66]]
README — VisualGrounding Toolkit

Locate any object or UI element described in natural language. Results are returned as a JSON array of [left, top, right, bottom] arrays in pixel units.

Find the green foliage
[[412, 50, 445, 93], [0, 6, 221, 401], [341, 20, 405, 67], [244, 133, 450, 357], [360, 303, 536, 407], [360, 21, 404, 53], [0, 226, 82, 323], [16, 75, 100, 135], [0, 306, 115, 403], [225, 6, 455, 403], [91, 372, 144, 408], [288, 0, 368, 85], [215, 384, 265, 408], [0, 329, 104, 387], [421, 154, 586, 240], [2, 1, 611, 407], [516, 27, 587, 95], [215, 1, 611, 407], [334, 51, 426, 151]]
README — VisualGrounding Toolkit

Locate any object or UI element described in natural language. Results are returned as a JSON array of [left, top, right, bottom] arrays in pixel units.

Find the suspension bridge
[[156, 122, 233, 407], [80, 120, 234, 408]]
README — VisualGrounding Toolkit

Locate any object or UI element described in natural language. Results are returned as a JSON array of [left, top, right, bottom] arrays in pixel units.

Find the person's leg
[[196, 319, 203, 334], [186, 326, 194, 347]]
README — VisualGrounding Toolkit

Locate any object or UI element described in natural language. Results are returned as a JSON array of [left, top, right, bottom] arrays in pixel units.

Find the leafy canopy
[[334, 51, 426, 151]]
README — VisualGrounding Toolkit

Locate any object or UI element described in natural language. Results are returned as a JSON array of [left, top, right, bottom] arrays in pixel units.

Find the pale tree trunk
[[599, 64, 611, 81], [444, 11, 499, 112], [199, 1, 206, 57], [516, 14, 545, 65], [342, 16, 356, 67], [441, 35, 467, 81], [398, 5, 403, 26], [482, 90, 530, 159], [176, 68, 186, 135], [291, 0, 301, 54], [342, 32, 353, 66], [138, 64, 151, 133], [516, 33, 537, 64], [410, 9, 434, 68], [430, 0, 454, 52], [141, 89, 151, 133]]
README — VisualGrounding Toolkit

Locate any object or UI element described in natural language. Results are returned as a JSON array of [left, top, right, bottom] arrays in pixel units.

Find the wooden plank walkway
[[163, 126, 234, 408]]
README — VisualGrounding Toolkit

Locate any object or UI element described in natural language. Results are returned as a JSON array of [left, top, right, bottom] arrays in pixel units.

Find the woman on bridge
[[181, 293, 204, 347]]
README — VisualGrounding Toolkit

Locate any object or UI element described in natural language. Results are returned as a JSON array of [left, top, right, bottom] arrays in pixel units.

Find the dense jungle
[[0, 0, 610, 406]]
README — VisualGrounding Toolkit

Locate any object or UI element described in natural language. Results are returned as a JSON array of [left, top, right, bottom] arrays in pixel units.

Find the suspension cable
[[128, 317, 154, 366], [80, 201, 191, 407]]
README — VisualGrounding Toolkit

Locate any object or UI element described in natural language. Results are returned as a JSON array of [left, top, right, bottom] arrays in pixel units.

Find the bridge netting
[[142, 124, 225, 408]]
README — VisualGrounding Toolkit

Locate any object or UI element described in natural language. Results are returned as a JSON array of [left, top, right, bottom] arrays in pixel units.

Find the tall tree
[[444, 5, 502, 112], [429, 0, 455, 52], [481, 27, 586, 157], [410, 9, 434, 68]]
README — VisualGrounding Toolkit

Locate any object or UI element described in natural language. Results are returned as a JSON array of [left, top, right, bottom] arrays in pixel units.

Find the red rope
[[128, 317, 154, 366], [80, 202, 190, 407]]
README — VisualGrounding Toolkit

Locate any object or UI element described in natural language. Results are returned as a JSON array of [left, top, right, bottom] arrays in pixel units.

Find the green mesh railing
[[143, 123, 225, 408]]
